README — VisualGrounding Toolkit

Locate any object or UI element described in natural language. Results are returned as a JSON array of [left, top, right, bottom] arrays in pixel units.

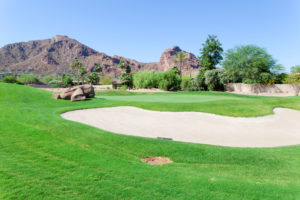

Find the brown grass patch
[[140, 156, 173, 165]]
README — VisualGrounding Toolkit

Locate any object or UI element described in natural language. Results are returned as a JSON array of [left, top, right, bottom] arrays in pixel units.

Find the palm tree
[[175, 51, 187, 76], [70, 59, 83, 85], [78, 67, 87, 85]]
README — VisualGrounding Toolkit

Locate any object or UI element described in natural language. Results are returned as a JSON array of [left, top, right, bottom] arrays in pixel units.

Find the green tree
[[271, 64, 285, 74], [70, 59, 83, 85], [78, 67, 87, 85], [271, 64, 286, 84], [87, 72, 100, 85], [223, 45, 276, 83], [119, 61, 132, 88], [175, 51, 187, 76], [119, 61, 126, 70], [199, 35, 223, 70], [92, 64, 102, 84], [283, 73, 300, 84], [94, 65, 102, 73], [61, 74, 73, 87], [291, 65, 300, 73]]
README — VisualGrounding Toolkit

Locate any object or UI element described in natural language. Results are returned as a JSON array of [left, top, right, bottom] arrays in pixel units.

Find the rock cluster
[[159, 46, 200, 71], [52, 85, 95, 101]]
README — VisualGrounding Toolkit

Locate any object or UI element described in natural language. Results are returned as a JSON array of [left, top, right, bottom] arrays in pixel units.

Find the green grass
[[0, 83, 300, 199]]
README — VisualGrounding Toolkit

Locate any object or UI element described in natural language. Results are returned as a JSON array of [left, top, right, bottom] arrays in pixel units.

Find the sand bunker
[[61, 107, 300, 147]]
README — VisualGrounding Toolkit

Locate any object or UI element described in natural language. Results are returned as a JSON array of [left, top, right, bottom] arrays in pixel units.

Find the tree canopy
[[222, 45, 276, 83], [291, 65, 300, 73], [199, 35, 223, 70]]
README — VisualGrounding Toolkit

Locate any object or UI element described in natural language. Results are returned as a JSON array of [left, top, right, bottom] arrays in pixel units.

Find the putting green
[[98, 93, 245, 103]]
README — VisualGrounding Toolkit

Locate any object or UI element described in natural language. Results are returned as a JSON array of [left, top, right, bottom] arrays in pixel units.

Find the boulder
[[52, 93, 61, 99], [80, 85, 95, 98], [60, 87, 77, 100], [55, 85, 95, 101], [71, 88, 86, 102]]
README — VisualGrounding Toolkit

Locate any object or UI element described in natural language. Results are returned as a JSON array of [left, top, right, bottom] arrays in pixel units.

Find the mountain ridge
[[0, 35, 200, 76]]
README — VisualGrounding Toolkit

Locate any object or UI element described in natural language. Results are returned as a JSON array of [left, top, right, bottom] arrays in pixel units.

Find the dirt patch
[[140, 157, 173, 165]]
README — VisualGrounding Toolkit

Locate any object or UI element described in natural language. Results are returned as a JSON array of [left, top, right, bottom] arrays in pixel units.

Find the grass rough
[[0, 83, 300, 199]]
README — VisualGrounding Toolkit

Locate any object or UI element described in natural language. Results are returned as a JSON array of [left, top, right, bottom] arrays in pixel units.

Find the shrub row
[[1, 74, 40, 84], [132, 68, 230, 91], [132, 68, 181, 91]]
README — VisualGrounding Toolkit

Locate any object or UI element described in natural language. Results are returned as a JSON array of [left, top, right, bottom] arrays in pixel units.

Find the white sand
[[61, 107, 300, 147]]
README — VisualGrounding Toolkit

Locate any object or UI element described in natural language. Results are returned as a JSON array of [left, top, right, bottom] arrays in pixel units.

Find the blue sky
[[1, 0, 299, 72]]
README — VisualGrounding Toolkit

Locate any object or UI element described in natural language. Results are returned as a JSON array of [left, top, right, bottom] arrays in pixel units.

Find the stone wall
[[226, 83, 300, 96]]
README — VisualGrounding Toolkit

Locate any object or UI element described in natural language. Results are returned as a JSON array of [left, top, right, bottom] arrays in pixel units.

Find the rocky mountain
[[0, 35, 200, 76]]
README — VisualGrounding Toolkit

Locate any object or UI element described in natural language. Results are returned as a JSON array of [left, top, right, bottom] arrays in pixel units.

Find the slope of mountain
[[0, 35, 199, 76]]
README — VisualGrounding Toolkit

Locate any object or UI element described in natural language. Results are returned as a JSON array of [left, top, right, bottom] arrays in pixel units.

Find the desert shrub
[[274, 73, 287, 84], [119, 85, 128, 90], [181, 76, 201, 91], [195, 68, 207, 91], [283, 73, 300, 84], [42, 76, 57, 84], [100, 74, 113, 85], [1, 75, 18, 83], [132, 68, 182, 91], [133, 70, 160, 89], [158, 68, 181, 91], [18, 74, 39, 84], [61, 74, 73, 87], [205, 68, 228, 91], [181, 75, 191, 91], [190, 78, 202, 91], [120, 73, 133, 88], [48, 80, 60, 88]]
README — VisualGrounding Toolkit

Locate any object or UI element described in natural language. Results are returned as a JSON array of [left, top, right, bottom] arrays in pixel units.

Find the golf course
[[1, 83, 300, 199]]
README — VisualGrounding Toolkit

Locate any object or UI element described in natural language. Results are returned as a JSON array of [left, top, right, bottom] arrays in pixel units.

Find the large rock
[[60, 87, 77, 100], [159, 46, 200, 72], [52, 93, 61, 99], [80, 85, 95, 98], [71, 88, 86, 102], [53, 85, 95, 101]]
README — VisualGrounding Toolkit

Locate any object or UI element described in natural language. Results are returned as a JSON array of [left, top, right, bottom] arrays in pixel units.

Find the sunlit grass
[[0, 83, 299, 199]]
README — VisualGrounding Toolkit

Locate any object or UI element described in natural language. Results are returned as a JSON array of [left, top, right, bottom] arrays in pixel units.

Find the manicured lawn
[[97, 90, 300, 117], [0, 83, 300, 199]]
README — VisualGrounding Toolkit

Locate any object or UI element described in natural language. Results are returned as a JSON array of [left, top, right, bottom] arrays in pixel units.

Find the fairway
[[99, 93, 244, 103], [1, 84, 300, 199]]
